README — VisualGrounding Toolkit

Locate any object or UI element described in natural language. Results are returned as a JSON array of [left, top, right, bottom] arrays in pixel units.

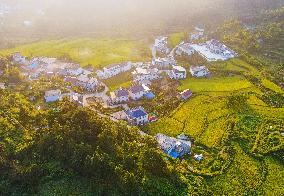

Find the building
[[152, 57, 176, 68], [176, 43, 195, 56], [132, 68, 160, 82], [189, 66, 210, 77], [155, 133, 191, 158], [154, 36, 170, 54], [44, 90, 61, 103], [12, 52, 26, 64], [190, 27, 205, 41], [179, 89, 193, 100], [96, 62, 132, 79], [110, 88, 129, 104], [126, 107, 149, 125], [128, 84, 150, 101], [168, 66, 187, 80], [194, 154, 204, 161]]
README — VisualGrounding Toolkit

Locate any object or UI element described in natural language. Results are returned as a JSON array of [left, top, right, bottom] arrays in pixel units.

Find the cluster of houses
[[110, 84, 154, 104], [4, 28, 239, 161], [12, 53, 102, 92]]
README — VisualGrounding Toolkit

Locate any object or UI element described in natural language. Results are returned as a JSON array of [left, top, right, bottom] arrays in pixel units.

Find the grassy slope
[[0, 38, 150, 68], [168, 32, 186, 48]]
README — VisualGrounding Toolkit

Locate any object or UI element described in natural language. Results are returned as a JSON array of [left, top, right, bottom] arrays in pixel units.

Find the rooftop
[[45, 90, 61, 97], [127, 107, 148, 118]]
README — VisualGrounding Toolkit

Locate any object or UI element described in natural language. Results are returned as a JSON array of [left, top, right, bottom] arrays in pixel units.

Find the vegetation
[[0, 38, 151, 68]]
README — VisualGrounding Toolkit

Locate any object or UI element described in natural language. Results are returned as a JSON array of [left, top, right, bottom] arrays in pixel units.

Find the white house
[[132, 68, 160, 82], [154, 36, 170, 54], [152, 57, 176, 68], [128, 84, 150, 100], [189, 66, 210, 77], [176, 43, 195, 56], [110, 88, 129, 104], [168, 66, 187, 80], [96, 62, 132, 79], [44, 90, 61, 103], [126, 107, 149, 126], [190, 27, 205, 41]]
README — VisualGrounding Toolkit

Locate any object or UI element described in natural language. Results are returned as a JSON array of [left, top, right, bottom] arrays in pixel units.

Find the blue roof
[[169, 151, 180, 158], [144, 92, 155, 99], [127, 108, 147, 118], [29, 62, 39, 69]]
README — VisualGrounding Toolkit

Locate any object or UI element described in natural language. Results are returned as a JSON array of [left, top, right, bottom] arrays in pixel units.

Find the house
[[190, 27, 205, 41], [206, 39, 238, 59], [179, 89, 193, 100], [154, 36, 170, 54], [194, 154, 204, 161], [176, 43, 195, 56], [168, 66, 187, 80], [132, 68, 160, 82], [189, 66, 210, 77], [177, 133, 190, 141], [110, 88, 129, 104], [0, 82, 5, 89], [12, 52, 26, 64], [96, 62, 132, 79], [155, 133, 191, 158], [126, 107, 149, 125], [129, 85, 145, 100], [128, 84, 150, 100], [67, 68, 91, 76], [44, 90, 61, 103], [152, 57, 176, 68]]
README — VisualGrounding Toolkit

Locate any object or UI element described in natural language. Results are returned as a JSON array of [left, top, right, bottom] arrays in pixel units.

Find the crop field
[[178, 76, 253, 92], [0, 38, 150, 68]]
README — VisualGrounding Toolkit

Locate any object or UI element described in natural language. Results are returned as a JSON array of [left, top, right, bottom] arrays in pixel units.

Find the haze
[[1, 0, 283, 47]]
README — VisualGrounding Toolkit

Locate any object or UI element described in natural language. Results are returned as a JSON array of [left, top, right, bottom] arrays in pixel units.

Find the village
[[0, 27, 238, 160]]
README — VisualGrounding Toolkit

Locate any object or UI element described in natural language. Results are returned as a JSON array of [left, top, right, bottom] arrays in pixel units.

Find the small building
[[179, 89, 193, 100], [110, 88, 129, 104], [155, 133, 191, 158], [96, 62, 132, 79], [126, 107, 149, 126], [168, 66, 187, 80], [189, 66, 210, 77], [128, 85, 148, 101], [154, 36, 170, 54], [44, 90, 61, 103], [152, 57, 175, 68], [12, 52, 26, 64], [177, 133, 190, 141], [132, 68, 160, 82], [194, 154, 204, 161]]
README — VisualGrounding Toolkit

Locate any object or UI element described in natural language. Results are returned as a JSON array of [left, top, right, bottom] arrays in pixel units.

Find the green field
[[168, 32, 186, 48], [178, 76, 253, 92], [104, 71, 133, 91], [0, 38, 150, 68]]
